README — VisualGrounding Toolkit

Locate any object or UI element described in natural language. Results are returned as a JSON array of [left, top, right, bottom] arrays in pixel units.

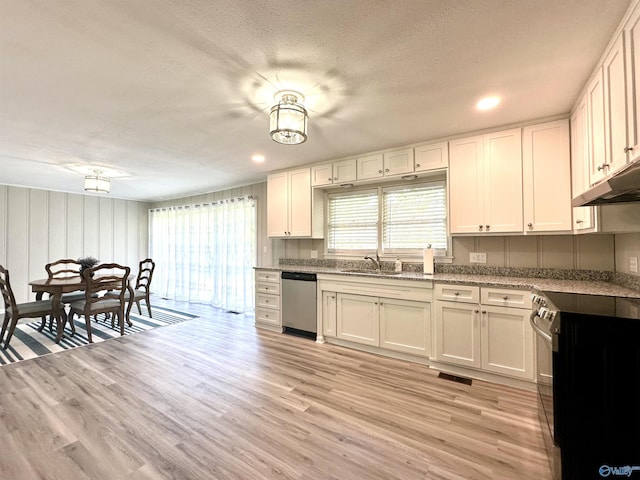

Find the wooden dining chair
[[127, 258, 155, 318], [68, 263, 130, 343], [0, 264, 57, 349]]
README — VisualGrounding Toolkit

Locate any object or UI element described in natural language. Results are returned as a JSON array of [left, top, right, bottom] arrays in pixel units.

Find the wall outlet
[[630, 256, 638, 274], [263, 245, 268, 254], [310, 250, 318, 259], [470, 252, 487, 264]]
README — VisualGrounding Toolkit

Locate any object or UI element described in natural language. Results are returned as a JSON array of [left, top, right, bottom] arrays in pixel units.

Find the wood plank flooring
[[0, 298, 552, 479]]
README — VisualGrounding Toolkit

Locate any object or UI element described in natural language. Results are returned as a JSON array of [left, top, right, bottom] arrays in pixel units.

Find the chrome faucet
[[364, 253, 381, 272]]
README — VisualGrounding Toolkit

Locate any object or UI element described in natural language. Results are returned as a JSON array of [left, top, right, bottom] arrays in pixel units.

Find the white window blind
[[327, 190, 378, 252], [382, 182, 447, 253]]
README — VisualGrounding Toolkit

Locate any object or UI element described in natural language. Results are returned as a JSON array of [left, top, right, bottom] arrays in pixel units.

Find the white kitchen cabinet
[[379, 298, 431, 357], [356, 153, 384, 180], [449, 128, 523, 234], [603, 32, 630, 177], [254, 269, 282, 332], [356, 148, 415, 180], [311, 159, 357, 187], [587, 69, 608, 185], [321, 291, 337, 337], [336, 293, 379, 346], [570, 97, 598, 232], [434, 284, 534, 380], [522, 119, 572, 233], [414, 141, 448, 172], [626, 4, 640, 161], [267, 168, 324, 238]]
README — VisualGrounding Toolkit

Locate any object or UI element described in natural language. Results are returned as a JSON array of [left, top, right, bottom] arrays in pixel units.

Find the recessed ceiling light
[[251, 154, 265, 163], [476, 96, 501, 110]]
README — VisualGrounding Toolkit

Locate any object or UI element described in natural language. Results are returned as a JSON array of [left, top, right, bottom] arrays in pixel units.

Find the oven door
[[530, 311, 561, 479]]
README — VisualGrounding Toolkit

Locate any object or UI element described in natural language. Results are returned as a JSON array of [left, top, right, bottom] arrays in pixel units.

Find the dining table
[[29, 275, 135, 343]]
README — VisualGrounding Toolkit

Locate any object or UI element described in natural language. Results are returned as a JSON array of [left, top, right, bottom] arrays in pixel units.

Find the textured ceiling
[[0, 0, 632, 201]]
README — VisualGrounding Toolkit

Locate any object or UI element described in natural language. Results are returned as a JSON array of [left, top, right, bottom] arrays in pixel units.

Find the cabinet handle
[[485, 225, 490, 231], [576, 219, 583, 224], [527, 222, 533, 229], [597, 163, 610, 171], [378, 169, 383, 174], [385, 168, 390, 172], [624, 147, 634, 153], [416, 163, 421, 168], [479, 225, 483, 231]]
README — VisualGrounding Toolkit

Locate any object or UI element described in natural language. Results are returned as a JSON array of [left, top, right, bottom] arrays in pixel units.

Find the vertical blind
[[326, 181, 447, 254]]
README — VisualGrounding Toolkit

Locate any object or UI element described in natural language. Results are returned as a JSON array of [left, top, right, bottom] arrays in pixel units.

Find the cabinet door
[[571, 97, 597, 231], [287, 168, 312, 237], [322, 291, 337, 337], [449, 135, 484, 234], [626, 5, 640, 159], [522, 120, 572, 232], [603, 32, 629, 175], [483, 128, 523, 233], [383, 148, 414, 176], [333, 159, 357, 183], [434, 300, 481, 368], [267, 172, 289, 236], [379, 298, 431, 357], [357, 153, 384, 180], [587, 69, 607, 185], [336, 293, 379, 346], [415, 141, 448, 172], [480, 305, 534, 380], [311, 163, 334, 186]]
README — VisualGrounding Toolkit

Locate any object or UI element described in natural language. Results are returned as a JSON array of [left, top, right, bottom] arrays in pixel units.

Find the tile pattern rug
[[0, 305, 198, 366]]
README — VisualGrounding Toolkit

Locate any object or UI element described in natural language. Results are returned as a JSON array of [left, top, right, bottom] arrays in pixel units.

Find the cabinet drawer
[[481, 288, 531, 309], [256, 270, 280, 283], [256, 281, 280, 295], [256, 293, 279, 310], [434, 284, 479, 303], [256, 308, 280, 326]]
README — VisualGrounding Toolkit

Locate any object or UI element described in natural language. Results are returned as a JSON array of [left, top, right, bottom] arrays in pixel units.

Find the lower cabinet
[[254, 269, 282, 332], [318, 275, 433, 358], [434, 284, 534, 380]]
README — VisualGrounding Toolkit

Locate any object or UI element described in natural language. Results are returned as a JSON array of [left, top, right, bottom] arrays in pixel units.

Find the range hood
[[572, 159, 640, 207]]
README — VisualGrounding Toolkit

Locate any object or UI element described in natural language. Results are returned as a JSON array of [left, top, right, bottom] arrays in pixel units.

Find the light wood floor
[[0, 298, 552, 480]]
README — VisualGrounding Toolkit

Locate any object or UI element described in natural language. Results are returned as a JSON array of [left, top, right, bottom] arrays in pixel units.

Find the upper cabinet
[[571, 97, 598, 232], [522, 119, 572, 233], [414, 141, 448, 172], [267, 168, 324, 238], [311, 158, 357, 186], [449, 128, 523, 234], [356, 148, 415, 180], [626, 4, 640, 160], [356, 153, 385, 180]]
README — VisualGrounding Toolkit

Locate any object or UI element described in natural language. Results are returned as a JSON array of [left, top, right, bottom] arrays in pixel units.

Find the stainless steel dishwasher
[[281, 271, 317, 337]]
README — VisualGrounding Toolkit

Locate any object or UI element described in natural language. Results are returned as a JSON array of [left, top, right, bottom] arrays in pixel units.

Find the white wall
[[0, 185, 150, 303]]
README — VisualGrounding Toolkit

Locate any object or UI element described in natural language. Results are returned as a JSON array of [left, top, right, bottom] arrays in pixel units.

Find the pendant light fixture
[[84, 169, 110, 193], [269, 90, 308, 145]]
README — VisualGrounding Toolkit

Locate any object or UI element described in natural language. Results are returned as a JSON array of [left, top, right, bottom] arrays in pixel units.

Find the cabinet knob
[[502, 296, 508, 301], [527, 222, 533, 229], [378, 170, 383, 174], [328, 177, 332, 181], [333, 176, 338, 180], [385, 168, 389, 172], [474, 309, 479, 313], [624, 146, 634, 153], [416, 163, 421, 168], [481, 310, 487, 314], [454, 292, 459, 296], [479, 225, 483, 231], [485, 225, 490, 231]]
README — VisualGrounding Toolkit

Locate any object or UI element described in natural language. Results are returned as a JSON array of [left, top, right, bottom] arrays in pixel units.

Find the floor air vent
[[438, 372, 472, 386]]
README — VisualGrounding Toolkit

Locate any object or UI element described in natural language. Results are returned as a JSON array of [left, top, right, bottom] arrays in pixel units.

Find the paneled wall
[[0, 185, 150, 303], [150, 182, 273, 267], [279, 234, 617, 271]]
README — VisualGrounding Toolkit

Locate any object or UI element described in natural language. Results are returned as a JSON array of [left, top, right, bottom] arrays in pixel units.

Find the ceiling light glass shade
[[269, 93, 308, 145], [84, 172, 110, 193]]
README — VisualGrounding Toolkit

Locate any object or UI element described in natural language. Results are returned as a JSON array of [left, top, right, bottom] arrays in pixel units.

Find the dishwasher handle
[[281, 271, 317, 282]]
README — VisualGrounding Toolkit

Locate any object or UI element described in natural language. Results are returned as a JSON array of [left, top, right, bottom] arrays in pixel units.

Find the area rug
[[0, 305, 198, 366]]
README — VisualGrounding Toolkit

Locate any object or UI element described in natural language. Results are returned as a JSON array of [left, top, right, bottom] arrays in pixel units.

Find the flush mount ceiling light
[[476, 96, 501, 110], [269, 90, 308, 145], [84, 169, 110, 193]]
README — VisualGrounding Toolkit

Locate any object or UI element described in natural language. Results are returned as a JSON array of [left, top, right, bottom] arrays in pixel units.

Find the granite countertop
[[256, 265, 640, 299]]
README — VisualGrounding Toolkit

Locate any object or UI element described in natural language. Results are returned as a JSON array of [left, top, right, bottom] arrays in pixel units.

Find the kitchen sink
[[339, 269, 402, 276]]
